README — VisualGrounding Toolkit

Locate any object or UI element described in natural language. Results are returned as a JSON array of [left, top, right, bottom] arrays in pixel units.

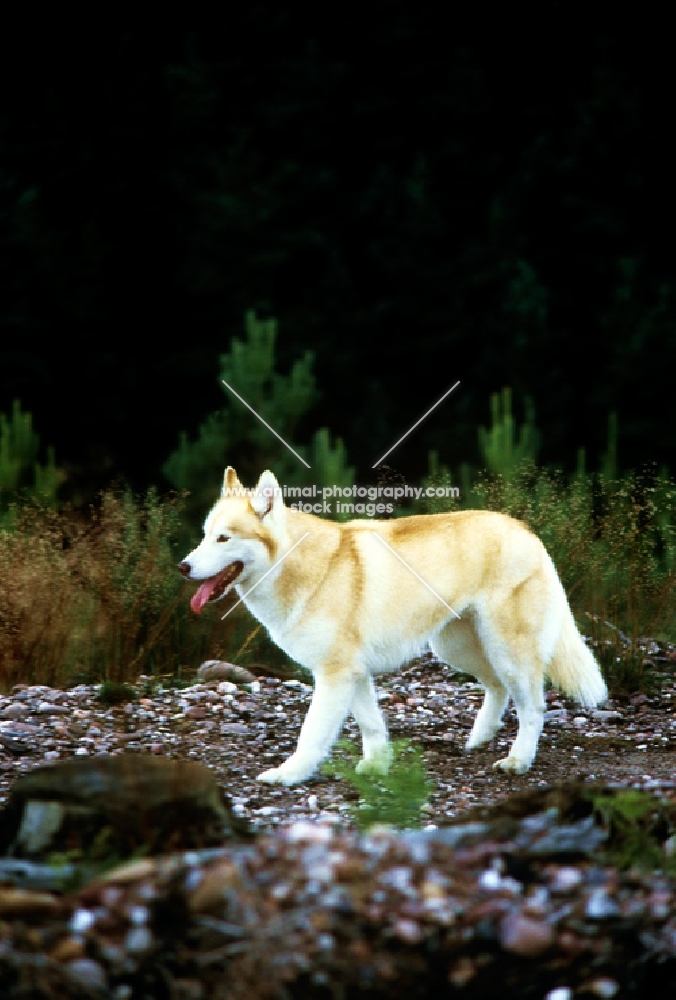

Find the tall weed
[[0, 489, 235, 690]]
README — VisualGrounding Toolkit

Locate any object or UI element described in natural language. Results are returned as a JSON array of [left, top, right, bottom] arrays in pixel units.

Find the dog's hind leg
[[351, 672, 392, 776], [431, 618, 509, 750], [486, 652, 544, 774], [257, 666, 357, 785], [475, 591, 547, 774]]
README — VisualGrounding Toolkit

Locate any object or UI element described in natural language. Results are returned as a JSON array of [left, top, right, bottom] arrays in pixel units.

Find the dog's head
[[178, 467, 286, 613]]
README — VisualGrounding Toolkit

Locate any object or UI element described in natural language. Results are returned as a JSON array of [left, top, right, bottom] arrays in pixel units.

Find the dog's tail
[[545, 610, 608, 707]]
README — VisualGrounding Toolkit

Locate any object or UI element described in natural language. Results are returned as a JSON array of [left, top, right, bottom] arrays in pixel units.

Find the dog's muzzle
[[179, 560, 244, 614]]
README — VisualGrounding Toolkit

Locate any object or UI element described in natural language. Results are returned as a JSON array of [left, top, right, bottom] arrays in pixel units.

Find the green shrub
[[97, 680, 138, 705], [0, 399, 61, 523], [322, 739, 433, 831], [477, 386, 541, 476], [585, 788, 676, 872], [163, 310, 354, 524]]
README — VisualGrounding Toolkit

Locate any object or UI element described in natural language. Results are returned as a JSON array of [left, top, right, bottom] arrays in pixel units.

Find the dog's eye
[[217, 534, 230, 543]]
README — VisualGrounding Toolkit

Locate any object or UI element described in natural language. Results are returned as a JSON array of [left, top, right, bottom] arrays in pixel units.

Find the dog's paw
[[466, 719, 503, 750], [492, 755, 531, 775], [256, 765, 310, 786], [355, 745, 393, 777], [465, 730, 494, 750]]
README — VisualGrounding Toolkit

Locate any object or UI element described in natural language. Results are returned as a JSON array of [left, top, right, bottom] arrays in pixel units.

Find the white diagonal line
[[372, 380, 460, 467], [372, 533, 461, 619], [221, 379, 311, 468], [221, 531, 311, 620]]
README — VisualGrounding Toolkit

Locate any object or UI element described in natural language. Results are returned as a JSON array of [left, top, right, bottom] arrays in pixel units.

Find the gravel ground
[[2, 652, 676, 829], [3, 654, 676, 998]]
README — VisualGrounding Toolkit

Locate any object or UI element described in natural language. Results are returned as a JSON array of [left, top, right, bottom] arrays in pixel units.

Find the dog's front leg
[[257, 670, 356, 785], [351, 672, 392, 775]]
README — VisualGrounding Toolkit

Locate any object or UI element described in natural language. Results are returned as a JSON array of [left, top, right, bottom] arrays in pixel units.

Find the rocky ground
[[2, 653, 676, 998], [2, 652, 676, 829]]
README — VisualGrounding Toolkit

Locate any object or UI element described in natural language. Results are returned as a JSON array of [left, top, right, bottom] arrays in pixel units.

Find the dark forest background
[[1, 6, 674, 505]]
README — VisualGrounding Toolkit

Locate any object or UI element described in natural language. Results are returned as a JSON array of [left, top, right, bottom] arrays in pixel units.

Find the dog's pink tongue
[[190, 577, 220, 615]]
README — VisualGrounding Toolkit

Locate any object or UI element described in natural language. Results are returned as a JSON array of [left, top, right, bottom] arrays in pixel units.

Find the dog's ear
[[250, 470, 282, 519], [222, 466, 243, 496]]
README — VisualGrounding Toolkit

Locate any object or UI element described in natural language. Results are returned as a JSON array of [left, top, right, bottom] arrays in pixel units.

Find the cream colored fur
[[180, 468, 607, 785]]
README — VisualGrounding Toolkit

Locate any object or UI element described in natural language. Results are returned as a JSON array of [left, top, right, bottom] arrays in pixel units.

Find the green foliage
[[322, 739, 433, 831], [0, 400, 60, 519], [503, 259, 548, 326], [97, 680, 138, 705], [163, 310, 316, 509], [163, 310, 353, 523], [585, 788, 675, 872], [308, 427, 355, 520], [477, 387, 541, 476], [419, 450, 462, 515], [493, 468, 674, 658], [589, 619, 661, 698], [47, 834, 150, 894]]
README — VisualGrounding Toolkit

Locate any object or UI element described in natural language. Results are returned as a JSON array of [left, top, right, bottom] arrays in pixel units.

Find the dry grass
[[0, 489, 236, 691], [3, 466, 674, 696]]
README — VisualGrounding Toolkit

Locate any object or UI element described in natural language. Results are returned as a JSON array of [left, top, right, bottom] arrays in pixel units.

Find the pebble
[[124, 926, 154, 954], [393, 918, 423, 943], [478, 869, 503, 890], [0, 703, 29, 719], [37, 702, 69, 714], [587, 979, 620, 998], [585, 887, 621, 920], [499, 911, 554, 955], [184, 705, 207, 720], [550, 867, 583, 892], [70, 908, 97, 933], [66, 958, 108, 991], [199, 661, 257, 684]]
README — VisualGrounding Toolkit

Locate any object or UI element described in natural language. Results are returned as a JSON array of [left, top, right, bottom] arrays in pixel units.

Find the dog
[[178, 467, 607, 785]]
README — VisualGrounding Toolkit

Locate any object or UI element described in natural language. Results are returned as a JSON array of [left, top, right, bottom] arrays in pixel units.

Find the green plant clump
[[97, 680, 138, 705], [477, 386, 541, 476], [585, 788, 676, 873], [0, 399, 60, 523], [322, 739, 434, 831]]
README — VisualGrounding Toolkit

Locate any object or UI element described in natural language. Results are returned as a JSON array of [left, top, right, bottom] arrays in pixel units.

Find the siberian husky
[[179, 467, 607, 784]]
